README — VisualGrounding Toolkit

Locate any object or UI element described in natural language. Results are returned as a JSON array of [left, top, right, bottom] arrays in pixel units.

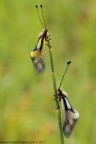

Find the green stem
[[47, 41, 64, 144]]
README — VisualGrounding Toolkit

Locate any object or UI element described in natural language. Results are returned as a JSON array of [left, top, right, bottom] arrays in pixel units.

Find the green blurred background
[[0, 0, 96, 143]]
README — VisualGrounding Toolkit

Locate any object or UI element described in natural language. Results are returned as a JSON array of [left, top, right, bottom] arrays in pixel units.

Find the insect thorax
[[38, 29, 48, 40], [57, 88, 68, 99]]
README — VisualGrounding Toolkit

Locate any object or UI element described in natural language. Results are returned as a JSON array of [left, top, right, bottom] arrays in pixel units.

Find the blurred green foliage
[[0, 0, 96, 143]]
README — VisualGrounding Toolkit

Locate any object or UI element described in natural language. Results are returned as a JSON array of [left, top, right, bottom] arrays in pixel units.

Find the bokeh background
[[0, 0, 96, 143]]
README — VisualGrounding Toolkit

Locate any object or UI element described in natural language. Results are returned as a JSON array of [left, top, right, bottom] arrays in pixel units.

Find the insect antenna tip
[[67, 61, 71, 65], [35, 5, 38, 8], [40, 5, 43, 8]]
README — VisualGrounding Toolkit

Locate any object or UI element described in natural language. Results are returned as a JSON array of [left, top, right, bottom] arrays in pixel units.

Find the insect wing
[[30, 38, 45, 74], [61, 96, 79, 138]]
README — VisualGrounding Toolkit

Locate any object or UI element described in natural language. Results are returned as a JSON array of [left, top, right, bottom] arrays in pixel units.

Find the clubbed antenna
[[35, 5, 44, 28], [59, 61, 71, 89], [40, 5, 46, 29]]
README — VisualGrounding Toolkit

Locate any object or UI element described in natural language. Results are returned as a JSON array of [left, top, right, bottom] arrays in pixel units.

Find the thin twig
[[46, 40, 64, 144]]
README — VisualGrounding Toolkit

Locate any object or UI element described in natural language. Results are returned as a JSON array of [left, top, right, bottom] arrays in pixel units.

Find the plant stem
[[47, 40, 64, 144]]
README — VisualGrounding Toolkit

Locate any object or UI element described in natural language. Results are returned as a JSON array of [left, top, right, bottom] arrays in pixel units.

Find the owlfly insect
[[30, 5, 50, 74], [57, 61, 79, 138]]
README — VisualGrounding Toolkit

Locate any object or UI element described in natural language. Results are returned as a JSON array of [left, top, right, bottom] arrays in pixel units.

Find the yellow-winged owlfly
[[57, 61, 79, 138], [30, 5, 50, 74]]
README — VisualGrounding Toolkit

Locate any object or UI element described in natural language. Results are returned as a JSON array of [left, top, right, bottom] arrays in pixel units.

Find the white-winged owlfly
[[30, 5, 50, 74], [57, 61, 79, 138]]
